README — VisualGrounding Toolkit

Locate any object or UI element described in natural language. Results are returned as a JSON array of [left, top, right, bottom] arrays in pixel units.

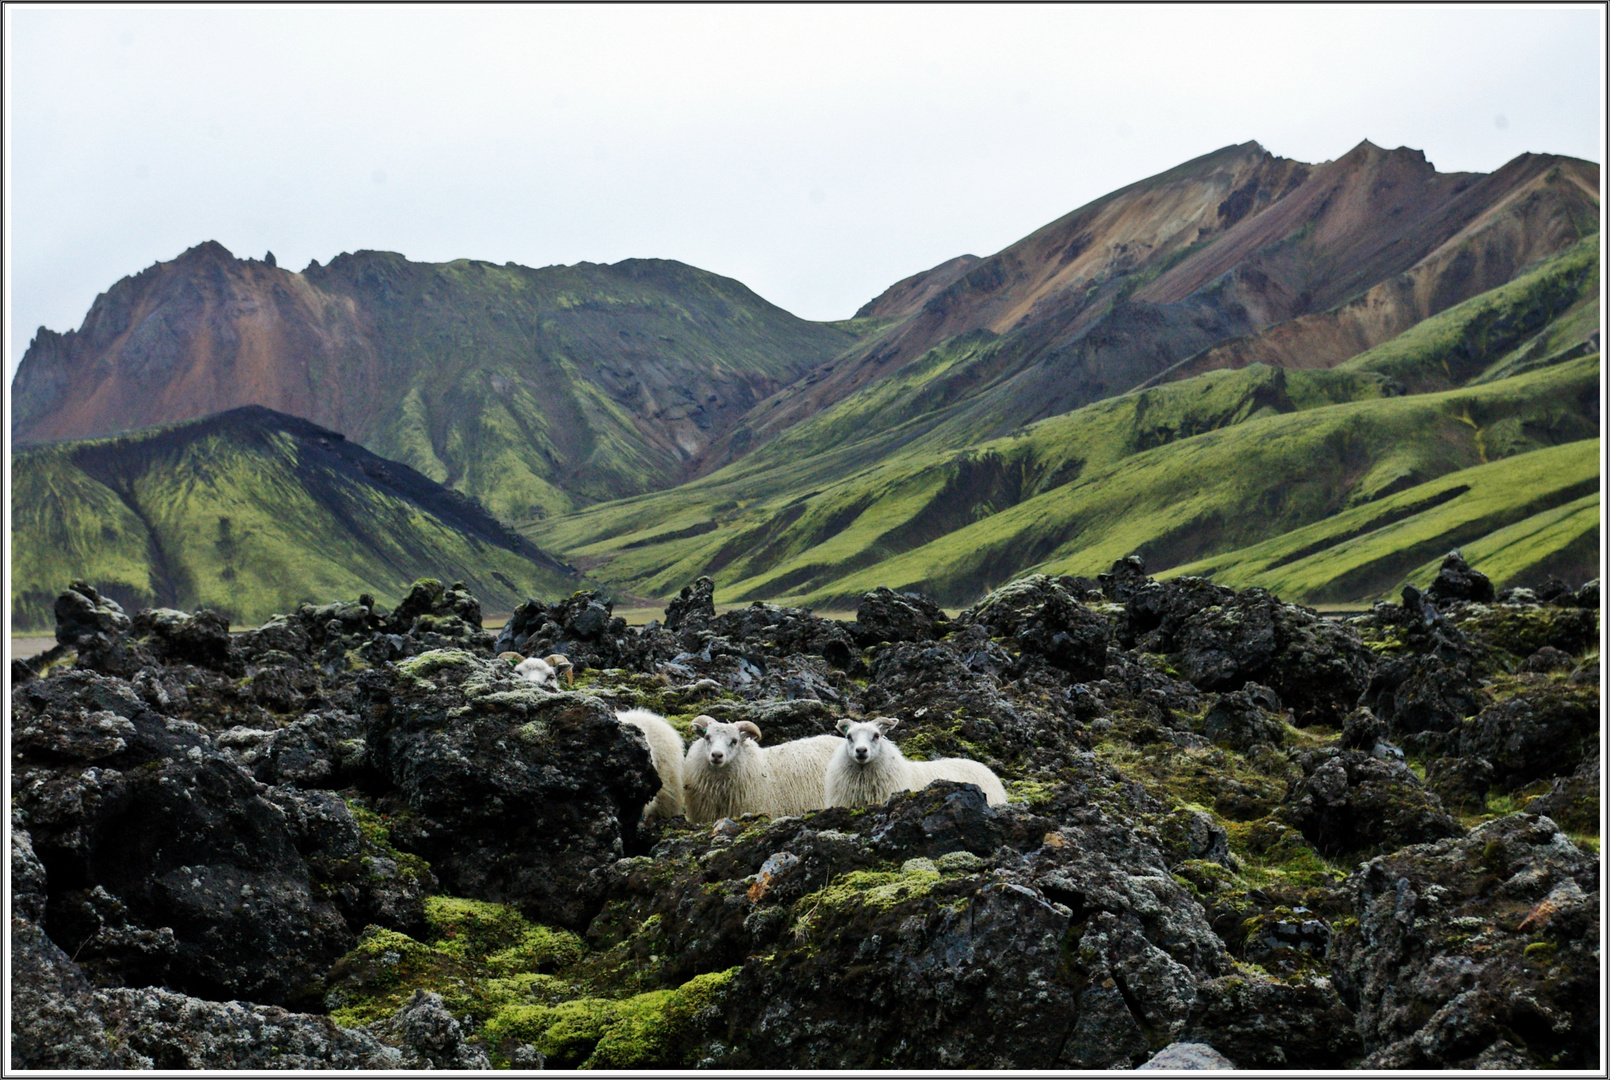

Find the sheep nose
[[855, 747, 868, 761], [710, 751, 724, 764]]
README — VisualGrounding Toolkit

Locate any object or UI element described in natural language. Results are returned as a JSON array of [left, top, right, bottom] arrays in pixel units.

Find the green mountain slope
[[12, 245, 852, 521], [691, 144, 1596, 478], [534, 350, 1598, 607], [529, 226, 1601, 607], [1336, 234, 1599, 391], [11, 406, 582, 631], [1169, 442, 1600, 603]]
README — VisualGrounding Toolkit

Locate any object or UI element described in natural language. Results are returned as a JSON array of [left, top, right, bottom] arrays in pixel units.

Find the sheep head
[[837, 716, 898, 765], [692, 717, 761, 768], [513, 656, 555, 687], [543, 653, 575, 687]]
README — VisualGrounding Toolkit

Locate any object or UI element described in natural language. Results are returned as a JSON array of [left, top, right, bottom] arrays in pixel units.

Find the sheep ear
[[737, 721, 762, 743], [836, 718, 853, 734], [690, 716, 711, 737], [874, 716, 900, 733]]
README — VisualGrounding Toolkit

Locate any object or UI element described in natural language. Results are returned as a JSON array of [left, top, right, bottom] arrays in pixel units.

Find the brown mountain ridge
[[11, 139, 1599, 526]]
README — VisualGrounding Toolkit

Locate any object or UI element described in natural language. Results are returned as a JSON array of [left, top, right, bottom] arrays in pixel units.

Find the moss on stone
[[324, 896, 587, 1029], [1008, 777, 1058, 807], [343, 800, 434, 886], [482, 967, 739, 1068], [1524, 941, 1558, 965], [798, 867, 943, 923], [395, 647, 479, 680]]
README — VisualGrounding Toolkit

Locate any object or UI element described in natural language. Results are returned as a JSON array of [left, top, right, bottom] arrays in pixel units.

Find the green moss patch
[[323, 895, 585, 1028], [481, 967, 739, 1068]]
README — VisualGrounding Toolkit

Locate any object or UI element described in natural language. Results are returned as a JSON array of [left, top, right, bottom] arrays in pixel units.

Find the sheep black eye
[[872, 732, 880, 740]]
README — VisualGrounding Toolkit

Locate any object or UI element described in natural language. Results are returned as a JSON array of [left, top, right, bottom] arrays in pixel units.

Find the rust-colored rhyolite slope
[[700, 141, 1597, 466], [11, 246, 852, 520]]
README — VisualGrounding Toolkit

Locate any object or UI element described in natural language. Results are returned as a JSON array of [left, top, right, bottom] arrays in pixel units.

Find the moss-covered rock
[[1331, 814, 1599, 1068], [360, 651, 659, 927]]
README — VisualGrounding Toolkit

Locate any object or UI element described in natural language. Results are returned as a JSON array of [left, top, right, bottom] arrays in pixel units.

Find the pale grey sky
[[6, 4, 1604, 382]]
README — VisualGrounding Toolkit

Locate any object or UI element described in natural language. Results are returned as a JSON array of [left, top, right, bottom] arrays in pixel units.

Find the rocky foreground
[[10, 557, 1601, 1069]]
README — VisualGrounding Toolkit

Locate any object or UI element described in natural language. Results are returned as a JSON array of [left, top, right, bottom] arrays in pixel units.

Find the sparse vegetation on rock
[[10, 555, 1599, 1068]]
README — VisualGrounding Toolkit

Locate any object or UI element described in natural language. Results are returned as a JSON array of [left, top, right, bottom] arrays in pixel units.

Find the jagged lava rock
[[11, 668, 352, 1005], [853, 585, 952, 645], [662, 575, 717, 631], [1201, 683, 1287, 752], [1455, 684, 1598, 789], [958, 573, 1110, 679], [1168, 587, 1376, 727], [1424, 549, 1495, 605], [1331, 814, 1600, 1068], [360, 649, 659, 928], [1282, 748, 1464, 859]]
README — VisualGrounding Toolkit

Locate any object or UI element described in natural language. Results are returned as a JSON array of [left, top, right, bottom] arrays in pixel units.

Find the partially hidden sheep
[[824, 716, 1007, 807], [513, 656, 555, 686], [682, 716, 841, 823], [615, 708, 685, 821], [511, 653, 574, 689], [544, 653, 575, 687]]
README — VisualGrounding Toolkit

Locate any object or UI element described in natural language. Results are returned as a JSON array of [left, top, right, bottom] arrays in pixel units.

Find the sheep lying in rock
[[513, 655, 555, 686], [682, 716, 841, 823], [615, 708, 685, 821], [544, 653, 575, 687], [511, 653, 574, 689], [824, 716, 1007, 807]]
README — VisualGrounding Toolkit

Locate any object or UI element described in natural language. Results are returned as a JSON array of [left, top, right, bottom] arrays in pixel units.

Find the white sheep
[[824, 716, 1007, 808], [544, 653, 575, 687], [615, 708, 686, 821], [513, 655, 555, 687], [682, 716, 841, 823]]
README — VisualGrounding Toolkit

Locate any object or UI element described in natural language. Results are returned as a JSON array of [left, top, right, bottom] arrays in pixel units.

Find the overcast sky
[[6, 4, 1604, 382]]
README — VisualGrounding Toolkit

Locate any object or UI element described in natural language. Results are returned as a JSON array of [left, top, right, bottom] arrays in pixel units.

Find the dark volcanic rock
[[93, 986, 407, 1068], [1124, 575, 1236, 650], [9, 561, 1597, 1072], [1524, 756, 1599, 833], [1424, 756, 1495, 816], [1424, 549, 1495, 605], [1359, 652, 1484, 742], [1184, 974, 1361, 1068], [11, 916, 140, 1069], [662, 575, 717, 631], [361, 650, 659, 928], [1097, 554, 1152, 604], [1168, 588, 1376, 727], [959, 574, 1111, 679], [1282, 748, 1463, 859], [1520, 645, 1574, 673], [216, 709, 372, 789], [1331, 814, 1600, 1068], [1450, 601, 1599, 662], [130, 606, 234, 670], [635, 791, 1237, 1069], [853, 585, 951, 645], [53, 578, 131, 649], [1201, 683, 1287, 752], [12, 669, 352, 1005], [1455, 684, 1598, 789], [493, 589, 627, 669]]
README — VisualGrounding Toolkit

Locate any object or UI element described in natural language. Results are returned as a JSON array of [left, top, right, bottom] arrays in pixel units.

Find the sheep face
[[543, 653, 575, 687], [514, 656, 555, 686], [836, 716, 899, 765], [691, 717, 761, 769]]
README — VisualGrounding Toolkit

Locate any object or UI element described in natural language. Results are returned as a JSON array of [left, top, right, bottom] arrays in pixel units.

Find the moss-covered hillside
[[10, 406, 580, 630], [531, 343, 1599, 608], [12, 244, 853, 521]]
